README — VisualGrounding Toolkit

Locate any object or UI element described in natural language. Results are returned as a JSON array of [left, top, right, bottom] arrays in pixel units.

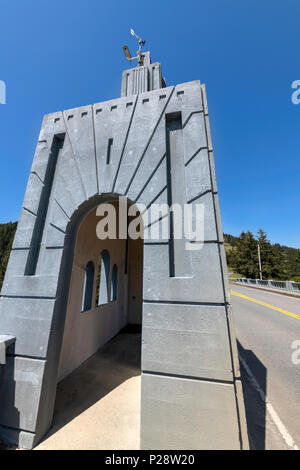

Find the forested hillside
[[224, 229, 300, 282], [0, 222, 17, 290]]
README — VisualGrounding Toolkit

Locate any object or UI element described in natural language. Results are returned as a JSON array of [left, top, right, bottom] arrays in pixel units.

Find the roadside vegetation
[[0, 222, 17, 290], [225, 229, 300, 282]]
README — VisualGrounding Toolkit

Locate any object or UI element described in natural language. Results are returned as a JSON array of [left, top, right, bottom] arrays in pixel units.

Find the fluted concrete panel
[[63, 106, 98, 199], [12, 209, 36, 249], [93, 96, 137, 194], [137, 157, 167, 208], [114, 87, 174, 195], [185, 148, 212, 202], [0, 67, 248, 450], [55, 133, 87, 208], [22, 173, 44, 216]]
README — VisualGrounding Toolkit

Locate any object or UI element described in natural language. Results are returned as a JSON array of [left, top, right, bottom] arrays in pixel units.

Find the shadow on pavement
[[237, 340, 267, 450], [38, 327, 141, 445]]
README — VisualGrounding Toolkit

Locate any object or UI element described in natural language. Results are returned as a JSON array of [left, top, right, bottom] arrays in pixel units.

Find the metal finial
[[123, 29, 146, 67]]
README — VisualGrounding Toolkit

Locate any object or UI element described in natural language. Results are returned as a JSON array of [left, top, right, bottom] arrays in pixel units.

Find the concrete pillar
[[0, 57, 248, 449]]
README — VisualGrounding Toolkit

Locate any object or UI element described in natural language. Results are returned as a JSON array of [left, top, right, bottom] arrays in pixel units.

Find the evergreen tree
[[257, 228, 284, 280], [233, 230, 259, 278], [224, 230, 300, 281], [0, 222, 17, 290]]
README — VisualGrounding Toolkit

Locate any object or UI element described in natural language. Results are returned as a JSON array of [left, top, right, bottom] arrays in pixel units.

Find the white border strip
[[239, 355, 299, 450]]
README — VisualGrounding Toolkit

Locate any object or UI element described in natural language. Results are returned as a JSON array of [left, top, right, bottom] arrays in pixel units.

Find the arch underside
[[0, 81, 248, 449], [57, 202, 143, 383]]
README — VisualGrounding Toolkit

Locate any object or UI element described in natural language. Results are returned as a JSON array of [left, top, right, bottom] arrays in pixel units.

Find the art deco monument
[[0, 31, 248, 449]]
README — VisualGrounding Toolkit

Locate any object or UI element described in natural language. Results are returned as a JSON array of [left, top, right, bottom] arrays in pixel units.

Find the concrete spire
[[121, 52, 166, 97]]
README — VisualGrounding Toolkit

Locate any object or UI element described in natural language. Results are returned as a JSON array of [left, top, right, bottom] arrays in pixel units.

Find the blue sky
[[0, 0, 299, 247]]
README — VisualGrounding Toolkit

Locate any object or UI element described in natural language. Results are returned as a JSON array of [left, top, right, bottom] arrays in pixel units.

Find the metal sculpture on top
[[123, 29, 146, 67]]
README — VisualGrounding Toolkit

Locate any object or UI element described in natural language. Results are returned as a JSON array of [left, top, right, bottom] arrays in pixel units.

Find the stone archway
[[33, 197, 144, 449], [57, 198, 143, 382], [0, 75, 248, 450]]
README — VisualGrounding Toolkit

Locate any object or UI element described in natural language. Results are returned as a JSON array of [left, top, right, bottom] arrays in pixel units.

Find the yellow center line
[[230, 290, 300, 321]]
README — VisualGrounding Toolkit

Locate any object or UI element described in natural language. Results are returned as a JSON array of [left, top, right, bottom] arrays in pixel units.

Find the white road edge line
[[239, 355, 299, 450]]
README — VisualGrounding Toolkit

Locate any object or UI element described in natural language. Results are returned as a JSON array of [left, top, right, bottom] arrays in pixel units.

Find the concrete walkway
[[36, 331, 141, 450]]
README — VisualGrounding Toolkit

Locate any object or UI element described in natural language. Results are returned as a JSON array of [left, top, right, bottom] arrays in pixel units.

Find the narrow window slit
[[106, 138, 113, 164], [96, 250, 110, 306]]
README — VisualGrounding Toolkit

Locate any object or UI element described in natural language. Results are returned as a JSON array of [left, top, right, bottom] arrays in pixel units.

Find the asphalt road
[[231, 284, 300, 450]]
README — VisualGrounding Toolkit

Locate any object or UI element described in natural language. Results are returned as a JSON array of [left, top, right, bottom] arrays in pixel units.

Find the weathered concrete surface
[[121, 59, 163, 96], [141, 374, 241, 450], [0, 335, 15, 364], [0, 54, 248, 449], [36, 332, 141, 450]]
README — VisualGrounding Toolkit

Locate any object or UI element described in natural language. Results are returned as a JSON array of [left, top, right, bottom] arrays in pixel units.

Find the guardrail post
[[286, 281, 293, 292], [234, 277, 300, 295]]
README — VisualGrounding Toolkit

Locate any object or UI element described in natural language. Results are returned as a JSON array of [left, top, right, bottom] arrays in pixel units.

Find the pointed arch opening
[[111, 264, 118, 301], [54, 197, 144, 449], [82, 260, 95, 312], [57, 198, 144, 383], [96, 249, 110, 306]]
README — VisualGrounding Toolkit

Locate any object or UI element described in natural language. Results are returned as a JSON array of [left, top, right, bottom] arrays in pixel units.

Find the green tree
[[257, 228, 284, 279], [224, 229, 298, 281], [0, 222, 17, 290], [232, 230, 259, 279]]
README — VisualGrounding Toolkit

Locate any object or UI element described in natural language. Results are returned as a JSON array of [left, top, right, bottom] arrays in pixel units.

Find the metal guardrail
[[236, 278, 300, 294]]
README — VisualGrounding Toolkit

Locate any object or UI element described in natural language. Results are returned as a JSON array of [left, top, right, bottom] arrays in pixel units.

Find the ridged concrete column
[[0, 60, 248, 449]]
